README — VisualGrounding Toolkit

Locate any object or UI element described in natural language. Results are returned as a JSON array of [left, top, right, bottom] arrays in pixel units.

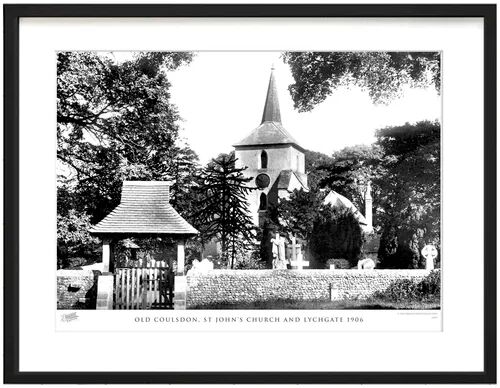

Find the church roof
[[233, 67, 304, 152], [323, 190, 368, 226], [234, 121, 302, 150], [261, 67, 281, 123], [90, 181, 198, 236], [277, 170, 308, 191]]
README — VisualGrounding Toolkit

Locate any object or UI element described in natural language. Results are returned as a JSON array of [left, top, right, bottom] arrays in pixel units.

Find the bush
[[419, 270, 440, 297], [233, 250, 266, 269], [57, 210, 100, 269], [375, 271, 440, 302], [310, 208, 363, 268], [378, 278, 421, 301], [325, 258, 351, 269]]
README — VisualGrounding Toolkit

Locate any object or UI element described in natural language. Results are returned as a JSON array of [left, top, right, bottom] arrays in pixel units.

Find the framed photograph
[[4, 3, 496, 384]]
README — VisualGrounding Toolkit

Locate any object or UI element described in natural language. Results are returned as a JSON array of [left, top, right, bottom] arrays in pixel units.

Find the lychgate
[[90, 181, 198, 310]]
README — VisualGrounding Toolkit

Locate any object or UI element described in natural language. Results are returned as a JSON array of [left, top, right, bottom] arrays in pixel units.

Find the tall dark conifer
[[192, 153, 255, 268]]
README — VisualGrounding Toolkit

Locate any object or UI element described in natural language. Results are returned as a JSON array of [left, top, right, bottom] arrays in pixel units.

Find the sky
[[163, 52, 440, 164]]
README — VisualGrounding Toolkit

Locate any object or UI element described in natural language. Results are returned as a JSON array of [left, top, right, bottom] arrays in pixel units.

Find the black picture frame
[[4, 3, 496, 384]]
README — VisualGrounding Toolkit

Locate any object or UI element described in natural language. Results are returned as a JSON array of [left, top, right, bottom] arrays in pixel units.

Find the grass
[[191, 297, 441, 310]]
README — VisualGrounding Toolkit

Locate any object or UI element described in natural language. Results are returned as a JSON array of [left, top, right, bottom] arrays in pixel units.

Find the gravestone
[[361, 233, 381, 262], [271, 233, 287, 269], [421, 244, 438, 270], [327, 258, 350, 269], [357, 258, 376, 270], [288, 235, 309, 270], [290, 251, 309, 270], [190, 258, 214, 273]]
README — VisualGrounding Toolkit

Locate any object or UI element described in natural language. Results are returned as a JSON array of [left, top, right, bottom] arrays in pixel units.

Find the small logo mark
[[61, 312, 79, 322]]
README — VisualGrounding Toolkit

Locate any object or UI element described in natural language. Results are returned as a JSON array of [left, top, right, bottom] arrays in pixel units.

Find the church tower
[[233, 66, 308, 226]]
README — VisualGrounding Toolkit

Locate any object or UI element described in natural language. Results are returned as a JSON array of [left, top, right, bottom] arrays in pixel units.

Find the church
[[233, 67, 309, 226]]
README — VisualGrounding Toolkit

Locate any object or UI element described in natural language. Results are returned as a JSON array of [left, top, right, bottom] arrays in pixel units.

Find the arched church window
[[260, 151, 268, 169], [259, 193, 267, 210]]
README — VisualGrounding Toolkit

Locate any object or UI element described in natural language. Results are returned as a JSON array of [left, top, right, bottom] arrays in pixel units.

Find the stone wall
[[57, 270, 100, 309], [186, 269, 434, 308]]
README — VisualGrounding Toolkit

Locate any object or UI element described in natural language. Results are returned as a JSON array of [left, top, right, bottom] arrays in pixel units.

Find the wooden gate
[[114, 260, 174, 309]]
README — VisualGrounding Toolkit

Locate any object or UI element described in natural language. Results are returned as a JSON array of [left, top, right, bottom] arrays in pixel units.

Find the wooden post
[[109, 240, 115, 273], [177, 240, 185, 275], [141, 254, 147, 309], [291, 236, 297, 264], [102, 239, 111, 273], [96, 273, 114, 310]]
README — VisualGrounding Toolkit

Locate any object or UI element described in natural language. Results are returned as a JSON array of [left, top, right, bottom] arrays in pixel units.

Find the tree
[[294, 123, 440, 269], [57, 209, 100, 269], [283, 52, 440, 111], [303, 149, 335, 189], [317, 144, 384, 213], [282, 52, 440, 269], [191, 153, 256, 268], [57, 51, 198, 266], [375, 121, 440, 268], [276, 188, 326, 243], [309, 207, 363, 268], [276, 188, 363, 268], [166, 142, 201, 217], [57, 51, 196, 221]]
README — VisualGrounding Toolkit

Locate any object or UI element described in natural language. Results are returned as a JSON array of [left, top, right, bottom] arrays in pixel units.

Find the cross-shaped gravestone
[[289, 236, 309, 270], [421, 244, 438, 270]]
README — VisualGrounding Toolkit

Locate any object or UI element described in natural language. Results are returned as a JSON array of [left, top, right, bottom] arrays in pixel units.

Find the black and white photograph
[[56, 51, 441, 312], [6, 3, 495, 383]]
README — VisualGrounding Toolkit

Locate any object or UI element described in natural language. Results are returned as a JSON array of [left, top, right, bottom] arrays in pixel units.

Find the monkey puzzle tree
[[192, 153, 256, 268]]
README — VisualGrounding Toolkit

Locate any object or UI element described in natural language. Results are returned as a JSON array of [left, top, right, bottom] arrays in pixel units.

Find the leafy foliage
[[287, 53, 441, 269], [374, 271, 441, 302], [318, 144, 383, 213], [57, 51, 197, 267], [191, 153, 256, 268], [285, 121, 440, 269], [232, 249, 267, 270], [303, 149, 335, 189], [283, 51, 440, 111], [275, 188, 326, 243], [57, 51, 196, 221], [309, 207, 363, 267], [419, 270, 441, 296], [276, 188, 363, 268], [375, 121, 440, 268], [57, 209, 100, 269]]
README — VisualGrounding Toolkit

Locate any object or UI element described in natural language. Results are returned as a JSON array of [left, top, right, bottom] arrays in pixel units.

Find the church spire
[[261, 66, 282, 124]]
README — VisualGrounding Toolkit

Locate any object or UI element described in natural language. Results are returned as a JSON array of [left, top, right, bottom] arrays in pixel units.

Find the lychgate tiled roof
[[90, 181, 198, 236]]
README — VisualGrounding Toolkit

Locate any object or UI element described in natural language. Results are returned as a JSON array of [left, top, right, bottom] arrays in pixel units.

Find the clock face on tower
[[255, 173, 270, 189]]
